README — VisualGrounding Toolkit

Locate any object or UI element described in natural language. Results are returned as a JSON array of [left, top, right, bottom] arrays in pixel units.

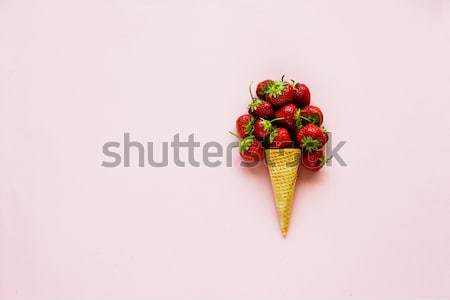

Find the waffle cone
[[265, 148, 301, 238]]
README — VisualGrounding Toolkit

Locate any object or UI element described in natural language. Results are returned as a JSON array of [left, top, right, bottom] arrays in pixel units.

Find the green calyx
[[248, 98, 263, 112], [295, 110, 316, 128], [265, 80, 287, 99], [318, 154, 332, 168], [244, 117, 255, 135], [260, 82, 271, 96], [269, 128, 279, 144], [318, 155, 326, 168], [301, 136, 321, 153], [306, 114, 320, 125], [260, 119, 273, 131], [240, 135, 255, 153]]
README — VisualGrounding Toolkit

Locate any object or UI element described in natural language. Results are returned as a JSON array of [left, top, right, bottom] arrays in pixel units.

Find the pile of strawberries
[[231, 76, 328, 171]]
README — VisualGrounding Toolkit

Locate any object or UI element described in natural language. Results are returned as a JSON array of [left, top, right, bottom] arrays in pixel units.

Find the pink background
[[1, 0, 450, 299]]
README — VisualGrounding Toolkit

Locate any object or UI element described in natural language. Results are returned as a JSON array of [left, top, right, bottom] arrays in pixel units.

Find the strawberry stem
[[281, 75, 285, 81], [248, 81, 255, 99], [270, 117, 284, 123], [228, 131, 241, 140], [291, 79, 297, 90]]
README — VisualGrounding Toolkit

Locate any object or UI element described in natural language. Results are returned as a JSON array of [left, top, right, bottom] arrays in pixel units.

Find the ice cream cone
[[265, 148, 301, 238]]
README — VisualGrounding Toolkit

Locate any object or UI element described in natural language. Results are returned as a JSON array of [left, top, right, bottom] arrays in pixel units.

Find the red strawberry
[[236, 114, 255, 138], [248, 99, 273, 119], [253, 119, 273, 139], [264, 80, 294, 108], [239, 136, 263, 162], [296, 124, 327, 152], [301, 105, 323, 126], [292, 82, 311, 108], [302, 149, 325, 172], [269, 127, 293, 148], [274, 103, 297, 130], [248, 83, 273, 119], [256, 79, 273, 99]]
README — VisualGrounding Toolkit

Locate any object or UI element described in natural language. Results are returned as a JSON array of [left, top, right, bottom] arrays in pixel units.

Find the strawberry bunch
[[231, 76, 329, 171]]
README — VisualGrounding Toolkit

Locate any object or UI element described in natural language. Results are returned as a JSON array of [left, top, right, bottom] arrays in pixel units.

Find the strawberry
[[253, 117, 284, 139], [296, 123, 327, 153], [229, 132, 264, 162], [301, 105, 323, 126], [248, 83, 273, 119], [239, 136, 264, 162], [274, 103, 297, 130], [253, 119, 272, 139], [248, 99, 273, 119], [269, 127, 293, 148], [292, 82, 311, 108], [264, 79, 294, 108], [302, 149, 325, 172], [256, 79, 273, 99], [236, 114, 255, 138]]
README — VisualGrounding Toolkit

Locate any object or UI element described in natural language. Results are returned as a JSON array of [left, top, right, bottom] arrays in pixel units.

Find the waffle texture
[[265, 148, 301, 237]]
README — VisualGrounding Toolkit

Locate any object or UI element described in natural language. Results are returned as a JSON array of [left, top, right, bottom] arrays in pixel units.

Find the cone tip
[[281, 229, 288, 238]]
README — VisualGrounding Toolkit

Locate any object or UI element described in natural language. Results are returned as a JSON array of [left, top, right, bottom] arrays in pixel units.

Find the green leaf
[[261, 119, 272, 131], [319, 155, 326, 168], [301, 136, 321, 153], [261, 83, 270, 94], [248, 98, 263, 112], [308, 114, 320, 125], [265, 80, 286, 98], [240, 136, 254, 153], [269, 128, 278, 144], [244, 117, 255, 135]]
